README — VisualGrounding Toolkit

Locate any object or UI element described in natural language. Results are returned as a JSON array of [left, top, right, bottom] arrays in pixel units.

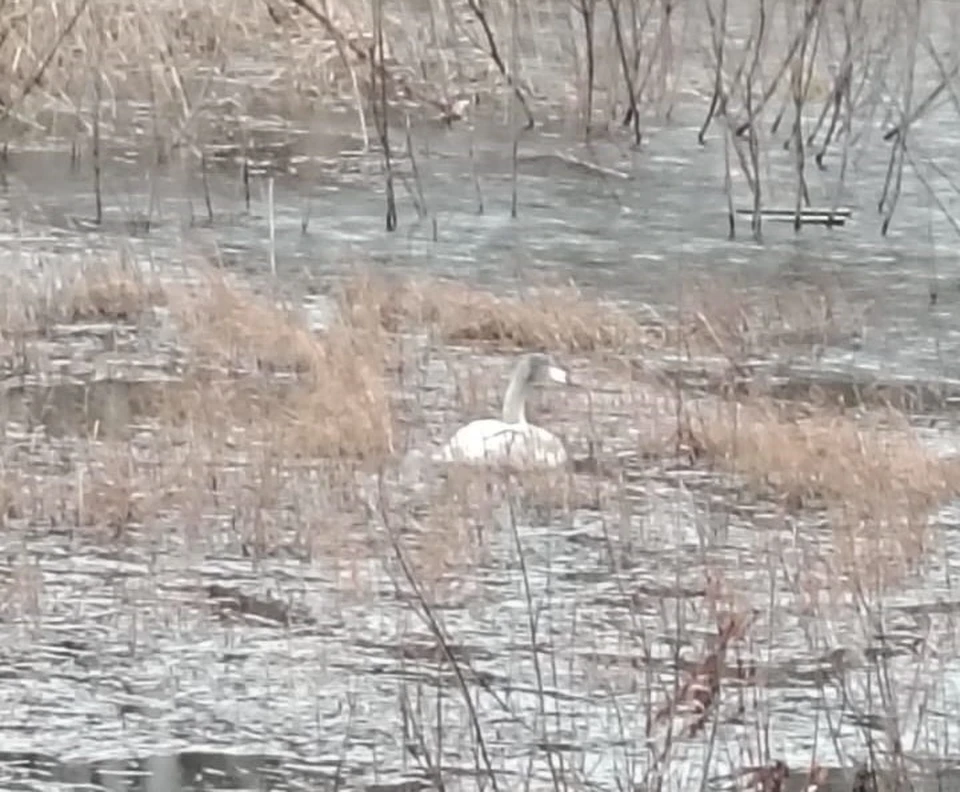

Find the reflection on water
[[0, 751, 361, 792], [3, 751, 960, 792]]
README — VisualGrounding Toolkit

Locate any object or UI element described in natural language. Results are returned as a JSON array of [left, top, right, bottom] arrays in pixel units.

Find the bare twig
[[371, 475, 500, 791], [576, 0, 598, 138], [608, 0, 642, 146], [464, 0, 535, 129], [699, 0, 729, 144], [735, 0, 824, 138], [370, 0, 397, 232]]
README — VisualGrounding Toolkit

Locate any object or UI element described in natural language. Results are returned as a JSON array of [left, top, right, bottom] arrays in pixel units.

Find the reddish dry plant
[[656, 611, 753, 738], [737, 762, 831, 792], [739, 760, 790, 792]]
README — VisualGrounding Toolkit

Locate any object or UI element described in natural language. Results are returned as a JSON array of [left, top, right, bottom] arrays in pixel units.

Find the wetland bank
[[4, 0, 960, 790]]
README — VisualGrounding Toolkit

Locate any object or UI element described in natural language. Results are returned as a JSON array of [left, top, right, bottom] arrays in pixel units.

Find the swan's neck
[[501, 367, 529, 425]]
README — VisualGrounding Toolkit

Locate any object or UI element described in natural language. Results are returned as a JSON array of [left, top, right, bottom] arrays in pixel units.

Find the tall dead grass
[[692, 397, 959, 583], [340, 272, 865, 365], [54, 256, 167, 324], [0, 0, 274, 129], [339, 272, 663, 353], [166, 270, 394, 459], [0, 252, 165, 334], [169, 274, 326, 374], [0, 0, 487, 136], [0, 255, 394, 460], [681, 277, 867, 361], [3, 252, 954, 588]]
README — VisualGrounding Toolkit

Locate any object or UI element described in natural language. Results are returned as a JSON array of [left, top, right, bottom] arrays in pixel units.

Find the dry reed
[[166, 269, 394, 459], [679, 276, 867, 360], [0, 255, 395, 461], [0, 253, 165, 334], [691, 397, 959, 581], [54, 256, 167, 324], [339, 272, 662, 353]]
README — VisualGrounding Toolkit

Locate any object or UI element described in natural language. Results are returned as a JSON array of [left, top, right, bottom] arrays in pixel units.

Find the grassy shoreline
[[2, 254, 954, 580]]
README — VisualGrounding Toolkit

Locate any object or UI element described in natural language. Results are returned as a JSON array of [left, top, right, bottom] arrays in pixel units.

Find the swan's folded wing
[[438, 420, 567, 468]]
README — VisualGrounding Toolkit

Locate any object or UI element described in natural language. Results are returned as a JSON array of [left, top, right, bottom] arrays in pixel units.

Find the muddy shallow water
[[4, 45, 960, 792]]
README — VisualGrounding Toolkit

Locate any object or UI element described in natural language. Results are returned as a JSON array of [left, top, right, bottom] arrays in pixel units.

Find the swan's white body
[[436, 353, 570, 469], [438, 418, 568, 468]]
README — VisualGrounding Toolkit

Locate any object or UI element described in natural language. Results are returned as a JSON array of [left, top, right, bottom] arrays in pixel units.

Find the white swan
[[436, 353, 571, 469]]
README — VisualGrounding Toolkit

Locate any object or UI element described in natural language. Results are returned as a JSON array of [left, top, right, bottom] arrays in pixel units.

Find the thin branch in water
[[812, 63, 851, 169], [510, 135, 521, 218], [577, 0, 597, 139], [792, 2, 817, 228], [924, 37, 960, 119], [745, 71, 762, 241], [369, 477, 500, 791], [301, 198, 311, 234], [464, 0, 535, 129], [904, 147, 960, 237], [92, 62, 103, 226], [201, 150, 214, 225], [699, 0, 729, 145], [510, 0, 521, 218], [268, 176, 277, 280], [405, 115, 428, 221], [242, 153, 251, 213], [370, 0, 397, 232], [881, 66, 958, 142], [505, 489, 563, 792], [723, 120, 735, 239], [608, 0, 642, 146], [879, 0, 922, 235], [470, 135, 484, 215], [829, 4, 857, 219], [735, 0, 822, 138]]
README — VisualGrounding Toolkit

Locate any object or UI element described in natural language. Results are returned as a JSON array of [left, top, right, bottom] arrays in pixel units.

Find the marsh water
[[5, 37, 960, 792]]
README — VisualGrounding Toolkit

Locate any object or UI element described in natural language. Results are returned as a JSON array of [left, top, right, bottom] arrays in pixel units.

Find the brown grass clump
[[52, 256, 167, 324], [693, 401, 947, 511], [692, 398, 958, 582], [340, 271, 864, 363], [680, 277, 866, 360], [166, 271, 394, 459], [0, 0, 481, 140], [169, 273, 325, 374], [0, 253, 165, 335], [0, 0, 277, 131], [339, 272, 662, 353]]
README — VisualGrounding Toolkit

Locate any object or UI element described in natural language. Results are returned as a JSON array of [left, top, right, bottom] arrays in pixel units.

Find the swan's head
[[501, 352, 571, 424], [525, 353, 570, 386]]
